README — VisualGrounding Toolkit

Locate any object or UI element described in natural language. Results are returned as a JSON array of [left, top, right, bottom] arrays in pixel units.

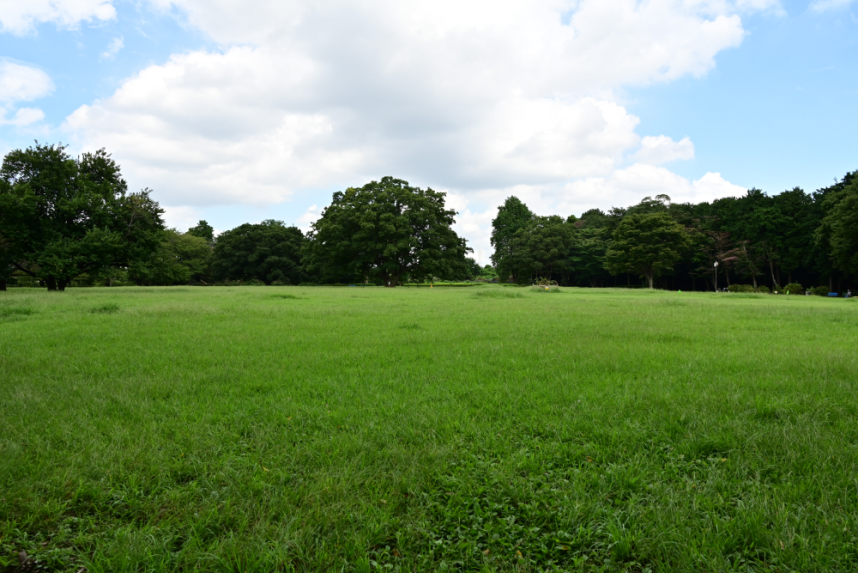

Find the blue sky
[[1, 1, 856, 262]]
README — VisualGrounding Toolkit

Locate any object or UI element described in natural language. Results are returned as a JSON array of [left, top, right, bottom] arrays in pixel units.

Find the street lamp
[[714, 261, 719, 292]]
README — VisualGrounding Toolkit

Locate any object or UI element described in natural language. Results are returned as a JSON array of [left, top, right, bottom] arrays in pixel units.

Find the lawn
[[1, 286, 857, 572]]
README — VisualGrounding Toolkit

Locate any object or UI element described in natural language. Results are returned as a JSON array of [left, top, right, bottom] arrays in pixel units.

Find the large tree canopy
[[605, 212, 689, 289], [0, 143, 164, 290], [304, 177, 470, 286], [211, 220, 305, 285]]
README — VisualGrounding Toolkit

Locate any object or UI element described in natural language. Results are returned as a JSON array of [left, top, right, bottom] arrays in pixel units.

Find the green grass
[[1, 286, 857, 572]]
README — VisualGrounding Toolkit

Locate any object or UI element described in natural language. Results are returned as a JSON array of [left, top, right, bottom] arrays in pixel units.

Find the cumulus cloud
[[0, 0, 115, 34], [63, 0, 763, 248], [0, 60, 53, 127], [0, 60, 54, 103], [632, 135, 695, 166]]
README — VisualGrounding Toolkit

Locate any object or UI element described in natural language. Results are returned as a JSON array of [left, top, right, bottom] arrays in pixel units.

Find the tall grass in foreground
[[1, 286, 857, 572]]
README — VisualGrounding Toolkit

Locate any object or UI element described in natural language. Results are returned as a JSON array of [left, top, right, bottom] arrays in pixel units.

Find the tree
[[605, 212, 689, 289], [490, 196, 534, 283], [304, 177, 470, 287], [505, 215, 575, 284], [129, 229, 212, 285], [0, 143, 164, 290], [569, 226, 608, 287], [211, 220, 305, 285], [187, 220, 215, 244], [824, 174, 858, 278]]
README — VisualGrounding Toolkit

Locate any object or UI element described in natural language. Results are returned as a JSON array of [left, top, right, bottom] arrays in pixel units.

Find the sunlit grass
[[1, 286, 857, 572]]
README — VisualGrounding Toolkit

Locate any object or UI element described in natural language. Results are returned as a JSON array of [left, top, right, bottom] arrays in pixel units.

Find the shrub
[[783, 282, 803, 295], [812, 286, 830, 297], [755, 285, 771, 294], [728, 284, 756, 293]]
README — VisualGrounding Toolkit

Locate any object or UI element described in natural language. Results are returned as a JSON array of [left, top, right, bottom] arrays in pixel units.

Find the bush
[[812, 286, 830, 297], [728, 284, 755, 293], [782, 282, 803, 295], [755, 285, 770, 294]]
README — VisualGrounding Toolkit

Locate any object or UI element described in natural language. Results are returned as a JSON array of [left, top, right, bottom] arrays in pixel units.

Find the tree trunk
[[46, 277, 57, 291], [57, 280, 68, 291], [726, 268, 731, 287], [752, 275, 758, 289], [646, 273, 654, 289], [0, 280, 6, 291], [769, 260, 778, 288], [830, 274, 833, 292]]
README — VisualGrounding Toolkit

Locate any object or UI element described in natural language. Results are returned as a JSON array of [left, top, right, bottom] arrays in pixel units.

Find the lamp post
[[714, 261, 719, 292]]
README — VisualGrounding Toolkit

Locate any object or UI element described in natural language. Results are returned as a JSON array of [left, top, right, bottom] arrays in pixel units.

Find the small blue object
[[828, 293, 838, 297]]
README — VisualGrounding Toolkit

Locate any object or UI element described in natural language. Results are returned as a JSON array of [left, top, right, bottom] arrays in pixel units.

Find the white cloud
[[0, 60, 53, 127], [810, 0, 856, 11], [0, 107, 46, 126], [632, 135, 695, 166], [296, 204, 320, 234], [0, 0, 115, 34], [0, 60, 54, 103], [161, 205, 201, 231], [100, 36, 124, 60], [62, 0, 765, 250]]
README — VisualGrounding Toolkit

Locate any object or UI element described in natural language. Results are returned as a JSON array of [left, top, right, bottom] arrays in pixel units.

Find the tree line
[[491, 174, 858, 293], [1, 143, 855, 292], [0, 144, 473, 289]]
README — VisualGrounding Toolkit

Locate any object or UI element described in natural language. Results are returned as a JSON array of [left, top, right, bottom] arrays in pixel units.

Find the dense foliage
[[0, 143, 164, 290], [303, 176, 471, 286], [212, 220, 306, 285], [491, 172, 858, 292]]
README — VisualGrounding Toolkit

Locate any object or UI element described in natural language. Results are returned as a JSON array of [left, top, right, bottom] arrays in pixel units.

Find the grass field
[[1, 286, 857, 572]]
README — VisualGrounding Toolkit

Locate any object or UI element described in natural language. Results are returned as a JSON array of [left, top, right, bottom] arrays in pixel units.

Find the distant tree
[[506, 215, 575, 284], [212, 220, 305, 285], [769, 188, 815, 285], [187, 220, 215, 243], [477, 264, 498, 282], [0, 143, 164, 290], [129, 229, 212, 285], [463, 257, 482, 280], [304, 177, 470, 287], [569, 226, 608, 287], [578, 208, 609, 229], [605, 212, 689, 289], [825, 174, 858, 278], [490, 196, 534, 282]]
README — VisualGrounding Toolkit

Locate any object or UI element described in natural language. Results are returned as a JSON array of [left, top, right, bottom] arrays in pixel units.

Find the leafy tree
[[187, 220, 215, 244], [212, 220, 305, 285], [569, 226, 609, 287], [490, 196, 534, 283], [824, 174, 858, 278], [605, 212, 689, 289], [463, 257, 482, 280], [773, 188, 815, 285], [0, 143, 164, 290], [129, 230, 212, 285], [304, 177, 470, 287], [505, 216, 575, 284]]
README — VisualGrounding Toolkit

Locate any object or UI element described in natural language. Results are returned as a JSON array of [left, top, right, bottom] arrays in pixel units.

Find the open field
[[1, 286, 858, 572]]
